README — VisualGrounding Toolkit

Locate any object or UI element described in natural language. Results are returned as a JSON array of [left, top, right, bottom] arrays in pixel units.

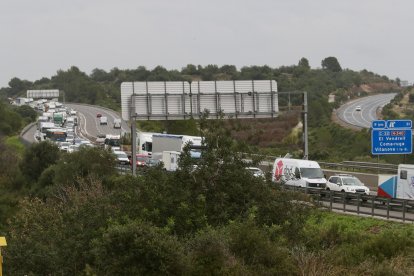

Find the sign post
[[371, 120, 412, 155]]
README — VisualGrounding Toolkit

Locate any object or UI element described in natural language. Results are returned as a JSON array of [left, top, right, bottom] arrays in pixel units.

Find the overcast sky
[[1, 0, 413, 88]]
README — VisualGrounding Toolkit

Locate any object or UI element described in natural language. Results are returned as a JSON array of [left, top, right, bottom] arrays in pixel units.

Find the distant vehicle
[[147, 158, 161, 168], [99, 116, 108, 125], [66, 133, 75, 143], [113, 150, 130, 165], [67, 144, 79, 153], [59, 141, 71, 152], [162, 151, 181, 171], [110, 146, 121, 152], [246, 167, 265, 178], [272, 158, 326, 189], [130, 154, 150, 167], [326, 174, 370, 195], [104, 135, 120, 149], [113, 119, 122, 129], [53, 112, 66, 126], [96, 134, 106, 144], [45, 128, 67, 142], [96, 113, 102, 118], [355, 106, 362, 111]]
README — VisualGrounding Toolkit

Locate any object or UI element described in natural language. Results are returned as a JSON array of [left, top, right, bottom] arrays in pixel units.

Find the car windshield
[[300, 168, 324, 178], [342, 177, 363, 186], [116, 153, 128, 159], [247, 168, 261, 173], [148, 159, 160, 165], [137, 156, 148, 162]]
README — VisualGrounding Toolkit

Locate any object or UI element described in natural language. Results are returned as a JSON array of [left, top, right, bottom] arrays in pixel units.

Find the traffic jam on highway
[[13, 96, 414, 213]]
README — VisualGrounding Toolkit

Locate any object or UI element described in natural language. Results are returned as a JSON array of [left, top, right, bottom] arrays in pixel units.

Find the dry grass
[[227, 111, 301, 147]]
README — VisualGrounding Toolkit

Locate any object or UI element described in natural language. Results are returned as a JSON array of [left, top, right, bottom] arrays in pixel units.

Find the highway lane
[[20, 122, 38, 145], [66, 103, 130, 139], [336, 93, 397, 128]]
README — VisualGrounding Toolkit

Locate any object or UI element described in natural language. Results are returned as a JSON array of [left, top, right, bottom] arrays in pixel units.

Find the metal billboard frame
[[121, 80, 279, 121]]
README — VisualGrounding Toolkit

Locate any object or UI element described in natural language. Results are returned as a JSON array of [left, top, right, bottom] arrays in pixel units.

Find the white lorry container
[[152, 134, 202, 154], [162, 151, 181, 171], [272, 158, 326, 188], [378, 164, 414, 199]]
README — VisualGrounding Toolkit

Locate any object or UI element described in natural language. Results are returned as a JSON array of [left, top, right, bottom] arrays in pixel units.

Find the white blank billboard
[[27, 89, 59, 99], [121, 80, 278, 121]]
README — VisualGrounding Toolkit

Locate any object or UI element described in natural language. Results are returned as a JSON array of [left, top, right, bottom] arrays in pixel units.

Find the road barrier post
[[371, 197, 375, 217], [386, 198, 390, 219], [357, 194, 360, 214], [329, 190, 333, 211], [343, 192, 346, 212], [402, 200, 406, 222]]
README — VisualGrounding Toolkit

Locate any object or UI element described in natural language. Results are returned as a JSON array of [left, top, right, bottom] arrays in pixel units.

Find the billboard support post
[[303, 91, 308, 160]]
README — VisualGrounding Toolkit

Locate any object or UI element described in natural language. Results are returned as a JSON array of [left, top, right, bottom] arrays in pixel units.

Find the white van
[[272, 158, 326, 188], [100, 116, 108, 125], [113, 119, 122, 129]]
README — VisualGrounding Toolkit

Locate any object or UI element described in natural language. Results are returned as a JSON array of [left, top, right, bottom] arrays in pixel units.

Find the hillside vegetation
[[1, 59, 413, 274], [0, 57, 403, 162], [1, 114, 414, 275]]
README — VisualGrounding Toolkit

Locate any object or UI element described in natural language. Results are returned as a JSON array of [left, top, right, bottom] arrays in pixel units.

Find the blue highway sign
[[386, 120, 412, 129], [372, 129, 412, 154], [372, 120, 386, 129]]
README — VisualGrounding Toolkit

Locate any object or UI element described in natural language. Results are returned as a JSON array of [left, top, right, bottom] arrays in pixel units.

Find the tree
[[298, 57, 310, 69], [51, 146, 117, 186], [19, 141, 60, 183], [321, 56, 342, 72], [14, 105, 37, 122]]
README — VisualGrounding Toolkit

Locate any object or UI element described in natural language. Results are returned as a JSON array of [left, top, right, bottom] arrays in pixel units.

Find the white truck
[[271, 158, 327, 188], [162, 151, 181, 171], [378, 164, 414, 199], [137, 131, 161, 156]]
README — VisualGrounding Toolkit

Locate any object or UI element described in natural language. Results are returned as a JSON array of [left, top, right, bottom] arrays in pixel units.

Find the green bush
[[91, 220, 188, 275]]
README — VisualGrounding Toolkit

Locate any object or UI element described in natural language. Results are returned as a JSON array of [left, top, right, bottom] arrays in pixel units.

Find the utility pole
[[131, 83, 137, 176], [303, 91, 309, 160]]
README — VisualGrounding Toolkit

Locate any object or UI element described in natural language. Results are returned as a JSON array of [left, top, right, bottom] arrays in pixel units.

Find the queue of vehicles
[[26, 100, 414, 201]]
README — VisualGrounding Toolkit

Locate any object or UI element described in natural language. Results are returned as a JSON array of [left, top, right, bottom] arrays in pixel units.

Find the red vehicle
[[96, 113, 102, 118], [130, 154, 150, 167]]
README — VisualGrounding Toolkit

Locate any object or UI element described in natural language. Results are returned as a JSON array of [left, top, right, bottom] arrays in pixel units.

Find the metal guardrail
[[283, 186, 414, 222], [319, 161, 398, 174]]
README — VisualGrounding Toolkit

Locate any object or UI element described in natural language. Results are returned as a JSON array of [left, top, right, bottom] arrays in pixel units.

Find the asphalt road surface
[[336, 93, 397, 128], [66, 103, 130, 139]]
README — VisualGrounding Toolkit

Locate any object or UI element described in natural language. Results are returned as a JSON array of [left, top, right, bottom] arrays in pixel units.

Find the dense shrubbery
[[0, 62, 410, 273], [2, 116, 414, 275]]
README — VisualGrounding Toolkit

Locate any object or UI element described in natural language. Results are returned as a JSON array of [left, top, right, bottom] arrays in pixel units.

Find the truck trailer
[[378, 164, 414, 199]]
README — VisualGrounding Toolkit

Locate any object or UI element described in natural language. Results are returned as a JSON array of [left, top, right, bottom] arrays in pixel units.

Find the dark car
[[129, 154, 150, 167], [96, 113, 102, 118], [147, 158, 161, 168]]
